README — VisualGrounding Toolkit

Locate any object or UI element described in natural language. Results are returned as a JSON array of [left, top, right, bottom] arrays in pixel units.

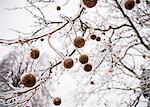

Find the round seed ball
[[21, 73, 36, 87], [79, 54, 89, 64], [84, 64, 92, 72], [63, 58, 74, 69], [30, 49, 40, 59], [53, 97, 61, 106], [56, 6, 61, 11], [90, 34, 96, 40], [125, 0, 135, 10], [41, 38, 44, 41], [74, 36, 85, 48], [83, 0, 97, 8], [96, 36, 101, 41]]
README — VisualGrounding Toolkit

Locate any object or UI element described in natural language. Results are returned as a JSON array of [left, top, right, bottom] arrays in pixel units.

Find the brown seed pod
[[125, 0, 135, 10], [63, 58, 74, 69], [83, 0, 97, 8], [74, 36, 85, 48], [90, 34, 96, 40], [79, 54, 89, 64], [96, 36, 101, 41], [41, 38, 44, 41], [84, 64, 92, 72], [53, 97, 61, 106], [30, 49, 40, 59], [56, 6, 61, 11], [21, 73, 36, 87]]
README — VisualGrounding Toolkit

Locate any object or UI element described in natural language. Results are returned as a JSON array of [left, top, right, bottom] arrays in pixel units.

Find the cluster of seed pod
[[21, 36, 92, 106], [82, 0, 141, 12], [20, 48, 62, 106], [21, 74, 62, 106], [51, 0, 98, 72], [9, 0, 139, 105], [124, 0, 140, 10], [18, 35, 94, 107], [63, 36, 92, 72], [79, 54, 92, 72], [62, 36, 85, 69], [90, 34, 101, 42], [73, 36, 93, 72], [9, 0, 144, 106], [20, 48, 40, 87]]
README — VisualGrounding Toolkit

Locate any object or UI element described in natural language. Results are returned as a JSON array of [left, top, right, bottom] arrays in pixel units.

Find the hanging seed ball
[[135, 0, 140, 4], [79, 54, 89, 64], [21, 73, 36, 87], [83, 0, 97, 8], [84, 64, 92, 72], [53, 97, 61, 106], [30, 49, 40, 59], [74, 36, 85, 48], [40, 38, 44, 41], [56, 6, 61, 11], [63, 58, 74, 69], [90, 34, 96, 40], [96, 36, 101, 41], [125, 0, 135, 10]]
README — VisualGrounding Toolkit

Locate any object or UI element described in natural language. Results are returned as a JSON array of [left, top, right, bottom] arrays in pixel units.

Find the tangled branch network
[[0, 0, 150, 107]]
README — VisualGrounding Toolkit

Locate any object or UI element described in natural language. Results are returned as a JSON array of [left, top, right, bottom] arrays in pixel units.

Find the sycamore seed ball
[[56, 6, 61, 10], [96, 36, 101, 41], [53, 97, 61, 106], [63, 58, 74, 69], [125, 0, 135, 10], [84, 64, 92, 72], [21, 73, 36, 87], [79, 54, 89, 64], [90, 34, 96, 40], [83, 0, 97, 8], [30, 49, 40, 59], [74, 36, 85, 48]]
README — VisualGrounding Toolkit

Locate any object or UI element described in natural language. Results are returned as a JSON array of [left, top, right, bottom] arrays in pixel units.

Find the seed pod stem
[[48, 36, 65, 59], [41, 82, 53, 99]]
